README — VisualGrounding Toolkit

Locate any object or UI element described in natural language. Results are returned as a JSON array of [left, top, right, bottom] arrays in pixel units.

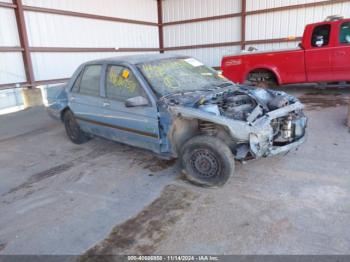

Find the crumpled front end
[[162, 86, 307, 160], [248, 101, 307, 158]]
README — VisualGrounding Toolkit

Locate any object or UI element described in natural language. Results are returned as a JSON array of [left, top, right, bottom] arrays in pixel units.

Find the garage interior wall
[[162, 0, 350, 67], [0, 0, 159, 87], [1, 0, 350, 88]]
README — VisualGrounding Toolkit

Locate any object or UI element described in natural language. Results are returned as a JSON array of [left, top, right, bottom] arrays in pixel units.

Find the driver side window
[[311, 24, 331, 47], [105, 65, 147, 101]]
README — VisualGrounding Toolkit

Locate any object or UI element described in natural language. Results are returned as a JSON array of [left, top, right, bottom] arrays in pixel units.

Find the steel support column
[[12, 0, 35, 86], [157, 0, 164, 53], [241, 0, 247, 50]]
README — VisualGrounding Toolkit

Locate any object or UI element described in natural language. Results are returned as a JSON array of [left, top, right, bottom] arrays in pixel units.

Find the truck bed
[[222, 48, 306, 85]]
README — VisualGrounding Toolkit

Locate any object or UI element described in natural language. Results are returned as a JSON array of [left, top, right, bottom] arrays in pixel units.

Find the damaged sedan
[[46, 54, 307, 186]]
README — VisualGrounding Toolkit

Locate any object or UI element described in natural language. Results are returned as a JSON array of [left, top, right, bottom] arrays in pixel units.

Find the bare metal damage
[[163, 87, 307, 161]]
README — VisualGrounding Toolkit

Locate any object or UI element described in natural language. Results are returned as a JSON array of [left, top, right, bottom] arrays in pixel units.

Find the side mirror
[[298, 42, 304, 49], [125, 96, 149, 107]]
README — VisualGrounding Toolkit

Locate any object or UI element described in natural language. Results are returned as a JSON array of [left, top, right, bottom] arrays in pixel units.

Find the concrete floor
[[0, 89, 349, 255]]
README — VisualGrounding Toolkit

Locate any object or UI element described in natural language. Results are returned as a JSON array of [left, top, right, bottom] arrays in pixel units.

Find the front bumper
[[269, 134, 306, 156], [249, 126, 307, 158], [249, 102, 307, 158]]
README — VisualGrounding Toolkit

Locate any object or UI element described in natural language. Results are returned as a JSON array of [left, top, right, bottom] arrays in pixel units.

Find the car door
[[305, 24, 333, 82], [98, 64, 161, 153], [331, 21, 350, 81], [68, 64, 106, 136]]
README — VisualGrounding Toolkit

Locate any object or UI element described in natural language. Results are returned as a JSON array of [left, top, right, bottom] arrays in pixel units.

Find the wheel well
[[60, 107, 70, 122], [247, 68, 278, 85], [169, 118, 235, 156]]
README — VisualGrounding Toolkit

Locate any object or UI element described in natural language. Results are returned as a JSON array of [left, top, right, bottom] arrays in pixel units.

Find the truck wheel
[[246, 70, 277, 88], [63, 110, 91, 144], [181, 135, 235, 187], [256, 79, 277, 88]]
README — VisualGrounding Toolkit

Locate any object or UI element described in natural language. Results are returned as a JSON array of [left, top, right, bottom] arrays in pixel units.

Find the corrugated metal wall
[[163, 0, 242, 67], [245, 0, 350, 51], [2, 0, 350, 86], [163, 0, 242, 22], [163, 0, 350, 67], [0, 6, 26, 85], [0, 0, 158, 85], [25, 0, 159, 82]]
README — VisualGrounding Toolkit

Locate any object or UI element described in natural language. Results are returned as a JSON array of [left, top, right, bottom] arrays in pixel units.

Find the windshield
[[137, 58, 231, 96]]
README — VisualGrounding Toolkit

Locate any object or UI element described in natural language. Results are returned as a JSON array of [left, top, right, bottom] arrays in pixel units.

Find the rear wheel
[[247, 70, 277, 88], [63, 110, 91, 144], [181, 135, 235, 187]]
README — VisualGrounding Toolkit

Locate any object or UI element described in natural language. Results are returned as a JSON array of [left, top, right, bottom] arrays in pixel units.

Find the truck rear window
[[311, 24, 331, 47], [340, 22, 350, 44]]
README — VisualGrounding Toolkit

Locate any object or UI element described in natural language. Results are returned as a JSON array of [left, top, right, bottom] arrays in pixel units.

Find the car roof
[[84, 53, 188, 66], [307, 18, 350, 27]]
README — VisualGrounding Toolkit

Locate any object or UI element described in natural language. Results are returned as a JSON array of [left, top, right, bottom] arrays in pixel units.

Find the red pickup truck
[[221, 16, 350, 87]]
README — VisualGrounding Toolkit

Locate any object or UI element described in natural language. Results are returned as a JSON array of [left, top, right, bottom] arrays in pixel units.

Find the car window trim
[[311, 24, 331, 48], [104, 63, 151, 105], [78, 63, 103, 98], [70, 70, 83, 93]]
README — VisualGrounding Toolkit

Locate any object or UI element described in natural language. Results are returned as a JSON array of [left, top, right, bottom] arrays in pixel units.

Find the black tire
[[63, 110, 91, 144], [246, 70, 277, 88], [181, 135, 235, 187], [256, 79, 277, 88]]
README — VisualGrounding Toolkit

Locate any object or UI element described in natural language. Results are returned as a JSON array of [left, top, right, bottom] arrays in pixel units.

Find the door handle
[[103, 102, 110, 107], [70, 96, 75, 102]]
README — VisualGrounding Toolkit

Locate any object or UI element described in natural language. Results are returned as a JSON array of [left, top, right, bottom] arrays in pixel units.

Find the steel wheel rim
[[189, 148, 221, 178]]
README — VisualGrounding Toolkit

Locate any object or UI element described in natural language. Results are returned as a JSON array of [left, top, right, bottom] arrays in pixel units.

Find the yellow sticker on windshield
[[122, 69, 130, 79]]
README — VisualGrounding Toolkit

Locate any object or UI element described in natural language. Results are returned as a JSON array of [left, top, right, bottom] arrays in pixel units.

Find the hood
[[161, 85, 299, 122]]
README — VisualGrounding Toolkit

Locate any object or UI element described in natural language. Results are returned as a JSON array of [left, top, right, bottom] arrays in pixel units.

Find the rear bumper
[[46, 107, 61, 121]]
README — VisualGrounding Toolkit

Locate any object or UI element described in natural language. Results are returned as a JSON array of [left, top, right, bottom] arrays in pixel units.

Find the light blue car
[[46, 54, 307, 186]]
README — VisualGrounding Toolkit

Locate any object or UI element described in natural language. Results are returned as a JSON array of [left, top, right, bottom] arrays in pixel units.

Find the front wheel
[[63, 110, 91, 144], [181, 135, 235, 187]]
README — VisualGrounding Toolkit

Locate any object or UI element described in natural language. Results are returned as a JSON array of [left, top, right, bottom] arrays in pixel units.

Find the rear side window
[[71, 71, 82, 93], [105, 65, 146, 101], [79, 65, 102, 97], [311, 24, 331, 47], [340, 22, 350, 44]]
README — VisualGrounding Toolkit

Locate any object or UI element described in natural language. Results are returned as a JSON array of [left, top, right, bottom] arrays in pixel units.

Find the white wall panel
[[163, 0, 241, 22], [164, 17, 241, 47], [25, 12, 159, 48], [0, 53, 26, 84], [246, 0, 320, 11], [23, 0, 158, 23], [31, 52, 158, 81], [166, 46, 241, 67], [0, 8, 20, 46], [246, 2, 350, 40], [1, 0, 159, 85]]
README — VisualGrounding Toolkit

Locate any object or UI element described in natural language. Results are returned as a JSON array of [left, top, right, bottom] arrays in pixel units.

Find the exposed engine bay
[[193, 87, 306, 145], [162, 85, 307, 150], [161, 86, 297, 121], [200, 92, 257, 120], [196, 87, 296, 121]]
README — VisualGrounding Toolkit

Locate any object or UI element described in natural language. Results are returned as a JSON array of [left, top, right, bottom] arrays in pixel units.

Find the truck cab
[[221, 16, 350, 86]]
